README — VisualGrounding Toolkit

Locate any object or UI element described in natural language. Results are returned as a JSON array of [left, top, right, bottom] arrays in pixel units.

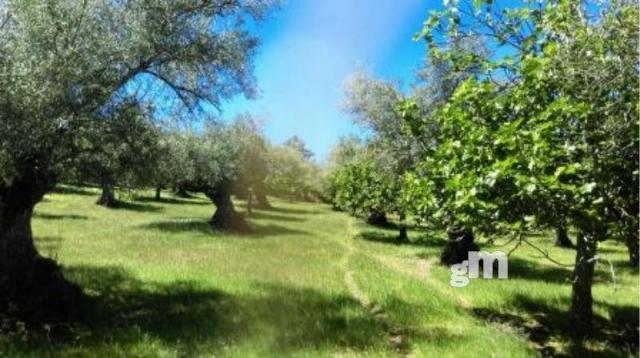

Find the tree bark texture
[[555, 222, 573, 248], [440, 227, 479, 265], [0, 169, 82, 326], [205, 180, 247, 231], [570, 231, 598, 342]]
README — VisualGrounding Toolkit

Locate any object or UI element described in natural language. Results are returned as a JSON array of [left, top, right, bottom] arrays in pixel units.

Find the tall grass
[[0, 185, 636, 357]]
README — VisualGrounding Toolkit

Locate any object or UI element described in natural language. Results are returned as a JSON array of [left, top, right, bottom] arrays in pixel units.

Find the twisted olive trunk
[[246, 189, 253, 216], [175, 182, 190, 198], [1, 168, 50, 273], [205, 180, 246, 231], [0, 168, 82, 325], [440, 227, 479, 265], [398, 212, 408, 243], [254, 184, 271, 209], [555, 221, 573, 248], [97, 179, 117, 207], [570, 230, 599, 343], [366, 210, 387, 226], [625, 230, 639, 267], [234, 185, 250, 200], [0, 199, 39, 276]]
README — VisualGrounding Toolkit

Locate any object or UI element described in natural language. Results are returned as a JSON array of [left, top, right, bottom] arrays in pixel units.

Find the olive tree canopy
[[0, 0, 275, 327]]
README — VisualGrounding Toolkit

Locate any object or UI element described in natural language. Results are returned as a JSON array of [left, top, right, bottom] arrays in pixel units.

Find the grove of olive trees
[[0, 0, 275, 326], [0, 0, 637, 356]]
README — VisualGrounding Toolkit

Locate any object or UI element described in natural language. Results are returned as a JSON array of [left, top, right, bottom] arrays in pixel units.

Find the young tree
[[333, 153, 408, 241], [324, 135, 364, 207], [0, 0, 273, 324], [410, 0, 638, 342]]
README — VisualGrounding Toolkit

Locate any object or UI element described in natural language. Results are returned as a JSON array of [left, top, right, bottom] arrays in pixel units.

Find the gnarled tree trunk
[[205, 180, 246, 231], [175, 182, 190, 198], [440, 227, 479, 265], [366, 210, 387, 226], [246, 189, 253, 216], [234, 184, 250, 200], [625, 230, 639, 267], [570, 230, 599, 343], [97, 179, 118, 207], [398, 212, 408, 243], [254, 184, 271, 209], [555, 221, 573, 248], [0, 170, 82, 326], [155, 186, 162, 201]]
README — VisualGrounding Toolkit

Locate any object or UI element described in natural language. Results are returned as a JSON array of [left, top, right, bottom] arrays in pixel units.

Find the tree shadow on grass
[[472, 294, 638, 357], [6, 265, 242, 356], [135, 196, 210, 206], [245, 210, 306, 223], [8, 265, 394, 356], [508, 256, 624, 284], [596, 245, 626, 255], [34, 213, 89, 220], [242, 283, 390, 354], [256, 205, 313, 215], [108, 200, 164, 213], [607, 260, 639, 276], [143, 219, 215, 235], [141, 219, 308, 238], [34, 236, 64, 254], [51, 185, 96, 196], [507, 257, 574, 284], [356, 230, 445, 249]]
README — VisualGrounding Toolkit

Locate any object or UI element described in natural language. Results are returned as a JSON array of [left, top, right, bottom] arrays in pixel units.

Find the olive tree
[[71, 99, 160, 207], [0, 0, 273, 324], [176, 122, 249, 231], [229, 113, 271, 210], [265, 145, 320, 201], [283, 135, 314, 160]]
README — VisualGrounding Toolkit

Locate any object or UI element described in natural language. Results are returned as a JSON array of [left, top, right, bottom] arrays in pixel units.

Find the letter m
[[468, 251, 508, 279]]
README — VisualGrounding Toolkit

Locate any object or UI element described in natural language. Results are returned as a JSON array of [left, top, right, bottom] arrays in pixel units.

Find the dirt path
[[366, 252, 471, 308], [340, 219, 410, 356]]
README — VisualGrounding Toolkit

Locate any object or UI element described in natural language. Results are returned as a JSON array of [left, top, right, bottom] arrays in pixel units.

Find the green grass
[[1, 185, 637, 357]]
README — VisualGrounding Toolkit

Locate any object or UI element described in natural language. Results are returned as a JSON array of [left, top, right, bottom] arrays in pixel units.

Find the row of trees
[[328, 0, 638, 345], [1, 0, 323, 329], [64, 110, 323, 229], [0, 0, 282, 328]]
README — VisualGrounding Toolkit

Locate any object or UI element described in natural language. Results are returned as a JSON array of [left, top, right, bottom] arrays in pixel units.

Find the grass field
[[1, 185, 637, 357]]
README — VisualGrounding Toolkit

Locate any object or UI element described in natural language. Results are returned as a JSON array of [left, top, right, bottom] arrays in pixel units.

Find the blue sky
[[220, 0, 440, 161]]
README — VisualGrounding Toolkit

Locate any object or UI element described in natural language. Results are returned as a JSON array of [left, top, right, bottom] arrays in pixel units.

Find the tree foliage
[[0, 0, 274, 327], [401, 0, 639, 342], [265, 144, 322, 201], [332, 153, 403, 226]]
